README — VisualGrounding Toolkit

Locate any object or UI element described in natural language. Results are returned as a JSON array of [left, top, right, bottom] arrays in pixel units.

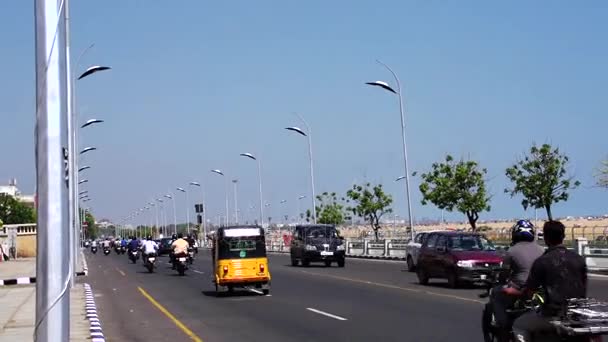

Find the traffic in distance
[[84, 220, 608, 341]]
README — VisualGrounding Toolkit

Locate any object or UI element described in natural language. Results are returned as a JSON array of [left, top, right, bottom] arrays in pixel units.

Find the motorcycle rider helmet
[[177, 232, 184, 239], [172, 234, 177, 240], [147, 235, 152, 241], [511, 219, 535, 244]]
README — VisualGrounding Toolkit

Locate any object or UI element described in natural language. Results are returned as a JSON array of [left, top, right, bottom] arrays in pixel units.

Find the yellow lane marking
[[138, 287, 204, 342], [297, 270, 484, 305], [116, 268, 126, 277]]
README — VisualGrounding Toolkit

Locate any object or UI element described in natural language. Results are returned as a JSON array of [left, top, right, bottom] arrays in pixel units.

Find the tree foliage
[[346, 183, 393, 240], [0, 194, 36, 224], [82, 211, 98, 239], [419, 155, 491, 231], [596, 158, 608, 189], [315, 192, 348, 225], [505, 143, 580, 221]]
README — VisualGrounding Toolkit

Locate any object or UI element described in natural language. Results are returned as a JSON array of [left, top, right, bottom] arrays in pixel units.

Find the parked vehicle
[[416, 231, 503, 288], [290, 224, 345, 267]]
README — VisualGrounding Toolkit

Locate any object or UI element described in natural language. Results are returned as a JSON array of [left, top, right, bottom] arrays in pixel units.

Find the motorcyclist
[[102, 238, 111, 249], [168, 234, 178, 265], [141, 235, 159, 262], [121, 237, 127, 249], [507, 220, 587, 341], [170, 233, 190, 269], [127, 236, 139, 252], [490, 220, 544, 335]]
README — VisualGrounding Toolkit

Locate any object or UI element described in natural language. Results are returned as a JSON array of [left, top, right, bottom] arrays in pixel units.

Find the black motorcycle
[[90, 246, 97, 254], [128, 250, 139, 264], [103, 247, 111, 255], [173, 253, 188, 276], [143, 253, 157, 273], [120, 246, 127, 254], [480, 271, 608, 342], [187, 247, 195, 265]]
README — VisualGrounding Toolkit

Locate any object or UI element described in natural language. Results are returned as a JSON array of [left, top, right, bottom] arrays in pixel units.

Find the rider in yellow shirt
[[171, 233, 190, 269]]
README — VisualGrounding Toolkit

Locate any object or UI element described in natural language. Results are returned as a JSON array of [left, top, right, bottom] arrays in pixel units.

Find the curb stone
[[84, 283, 105, 342]]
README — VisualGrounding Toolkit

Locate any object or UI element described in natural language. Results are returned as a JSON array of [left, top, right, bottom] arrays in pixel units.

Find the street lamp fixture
[[78, 166, 91, 172], [77, 65, 112, 80], [79, 147, 96, 155], [211, 169, 229, 226], [81, 119, 104, 129], [78, 179, 88, 185]]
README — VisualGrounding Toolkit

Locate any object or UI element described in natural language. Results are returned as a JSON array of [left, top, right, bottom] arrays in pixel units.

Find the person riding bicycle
[[506, 220, 587, 341], [491, 220, 544, 335]]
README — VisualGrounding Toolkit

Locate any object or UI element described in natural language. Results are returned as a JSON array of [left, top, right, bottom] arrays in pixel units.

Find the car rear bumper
[[302, 250, 345, 261]]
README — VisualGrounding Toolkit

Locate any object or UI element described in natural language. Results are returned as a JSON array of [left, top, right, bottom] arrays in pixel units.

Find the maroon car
[[416, 231, 503, 288]]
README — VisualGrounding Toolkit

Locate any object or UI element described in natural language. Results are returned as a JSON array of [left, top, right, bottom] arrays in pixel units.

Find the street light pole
[[297, 195, 306, 224], [177, 187, 190, 234], [367, 60, 415, 240], [34, 0, 70, 339], [165, 194, 177, 235], [190, 181, 206, 243], [286, 115, 317, 224], [232, 180, 239, 224], [211, 169, 229, 226], [239, 153, 265, 228]]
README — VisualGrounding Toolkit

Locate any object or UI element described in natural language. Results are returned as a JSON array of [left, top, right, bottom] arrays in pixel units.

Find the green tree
[[505, 143, 580, 221], [419, 155, 491, 231], [315, 192, 347, 225], [0, 194, 36, 224], [346, 183, 393, 241], [596, 158, 608, 188], [82, 211, 98, 239]]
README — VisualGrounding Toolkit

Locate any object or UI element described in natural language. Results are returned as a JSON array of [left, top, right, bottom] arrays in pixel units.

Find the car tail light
[[260, 264, 265, 273]]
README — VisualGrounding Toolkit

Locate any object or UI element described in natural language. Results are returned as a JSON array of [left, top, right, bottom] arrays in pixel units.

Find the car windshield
[[305, 227, 338, 239], [448, 235, 495, 251]]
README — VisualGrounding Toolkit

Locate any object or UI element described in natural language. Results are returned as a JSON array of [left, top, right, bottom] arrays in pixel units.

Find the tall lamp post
[[232, 180, 239, 224], [239, 153, 264, 228], [367, 60, 415, 239], [176, 187, 190, 234], [297, 195, 306, 224], [211, 169, 229, 226], [286, 115, 317, 224], [164, 194, 178, 235], [189, 181, 206, 242]]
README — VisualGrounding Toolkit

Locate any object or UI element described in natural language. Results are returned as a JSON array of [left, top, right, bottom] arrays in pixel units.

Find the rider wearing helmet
[[170, 233, 190, 269], [491, 220, 544, 335], [140, 235, 159, 261]]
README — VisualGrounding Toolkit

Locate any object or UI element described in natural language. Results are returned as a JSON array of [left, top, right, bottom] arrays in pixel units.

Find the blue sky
[[1, 1, 607, 225]]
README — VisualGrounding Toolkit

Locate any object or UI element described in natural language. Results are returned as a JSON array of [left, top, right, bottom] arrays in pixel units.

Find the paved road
[[85, 250, 608, 342]]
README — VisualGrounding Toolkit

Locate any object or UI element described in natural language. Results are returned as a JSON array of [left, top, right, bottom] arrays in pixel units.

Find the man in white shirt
[[141, 236, 159, 258]]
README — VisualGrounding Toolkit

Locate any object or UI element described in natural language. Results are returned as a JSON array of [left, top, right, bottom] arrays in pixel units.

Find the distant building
[[0, 178, 35, 208]]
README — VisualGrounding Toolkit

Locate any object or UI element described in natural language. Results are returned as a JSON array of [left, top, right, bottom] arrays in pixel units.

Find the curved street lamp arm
[[375, 59, 401, 94]]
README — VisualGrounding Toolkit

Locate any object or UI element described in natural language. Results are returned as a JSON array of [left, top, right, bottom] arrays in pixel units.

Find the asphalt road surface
[[84, 250, 608, 342]]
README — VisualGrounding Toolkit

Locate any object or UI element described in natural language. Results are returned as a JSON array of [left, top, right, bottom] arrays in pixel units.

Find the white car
[[405, 230, 446, 272]]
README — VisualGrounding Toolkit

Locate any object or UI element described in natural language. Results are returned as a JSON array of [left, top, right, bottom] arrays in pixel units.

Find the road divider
[[306, 308, 348, 321], [138, 287, 204, 342]]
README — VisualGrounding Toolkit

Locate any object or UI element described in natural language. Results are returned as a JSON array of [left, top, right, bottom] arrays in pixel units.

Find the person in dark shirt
[[506, 220, 587, 341]]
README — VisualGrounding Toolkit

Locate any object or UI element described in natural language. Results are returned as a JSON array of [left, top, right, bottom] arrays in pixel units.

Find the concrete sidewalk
[[0, 257, 92, 341]]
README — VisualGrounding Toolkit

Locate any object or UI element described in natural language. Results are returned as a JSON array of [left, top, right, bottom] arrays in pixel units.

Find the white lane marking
[[590, 273, 608, 279], [249, 289, 263, 295], [306, 308, 347, 321], [192, 270, 204, 274]]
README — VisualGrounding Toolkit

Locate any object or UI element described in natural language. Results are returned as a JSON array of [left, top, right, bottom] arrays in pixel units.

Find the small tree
[[0, 194, 36, 224], [419, 155, 491, 231], [346, 183, 393, 241], [596, 158, 608, 188], [315, 192, 348, 225], [505, 143, 580, 220], [82, 211, 98, 239]]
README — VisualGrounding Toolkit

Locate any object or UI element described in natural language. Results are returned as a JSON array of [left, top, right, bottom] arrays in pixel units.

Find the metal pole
[[64, 0, 77, 289], [172, 198, 177, 235], [185, 190, 190, 234], [232, 180, 238, 224], [224, 178, 229, 226], [257, 160, 264, 229], [35, 0, 70, 339], [295, 114, 317, 224], [377, 60, 415, 240]]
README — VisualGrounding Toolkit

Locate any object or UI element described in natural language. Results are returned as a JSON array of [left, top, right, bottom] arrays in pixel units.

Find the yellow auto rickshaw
[[211, 226, 271, 295]]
